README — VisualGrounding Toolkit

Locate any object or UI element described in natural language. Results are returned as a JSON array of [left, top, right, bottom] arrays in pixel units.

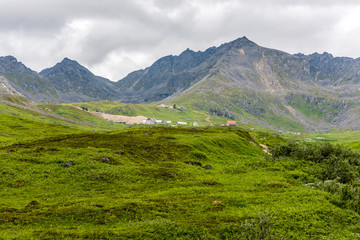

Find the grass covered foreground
[[1, 126, 360, 239]]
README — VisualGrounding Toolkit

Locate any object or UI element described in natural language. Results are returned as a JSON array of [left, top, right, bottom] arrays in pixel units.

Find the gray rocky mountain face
[[39, 58, 120, 102], [0, 56, 122, 103], [115, 46, 220, 102], [117, 37, 360, 101], [0, 56, 57, 102], [116, 37, 360, 131], [0, 76, 22, 95]]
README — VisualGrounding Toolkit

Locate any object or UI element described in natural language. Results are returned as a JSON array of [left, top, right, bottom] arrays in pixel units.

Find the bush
[[321, 156, 356, 183], [273, 142, 360, 183], [241, 210, 277, 240]]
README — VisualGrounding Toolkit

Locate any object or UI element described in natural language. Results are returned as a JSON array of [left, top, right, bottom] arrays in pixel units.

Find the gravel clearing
[[90, 112, 147, 124]]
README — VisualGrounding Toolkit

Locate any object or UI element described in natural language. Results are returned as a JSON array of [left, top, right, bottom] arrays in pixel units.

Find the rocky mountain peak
[[0, 55, 17, 62], [0, 55, 31, 74], [60, 57, 79, 65], [227, 36, 257, 48], [54, 57, 84, 70], [40, 57, 92, 80], [180, 48, 195, 56], [309, 52, 334, 61], [38, 57, 120, 102]]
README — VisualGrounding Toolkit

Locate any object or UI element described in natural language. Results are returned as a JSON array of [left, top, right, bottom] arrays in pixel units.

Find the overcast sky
[[1, 0, 360, 81]]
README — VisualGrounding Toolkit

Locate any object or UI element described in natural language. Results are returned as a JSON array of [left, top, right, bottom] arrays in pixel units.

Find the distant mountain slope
[[115, 37, 318, 103], [115, 46, 221, 102], [0, 56, 57, 102], [117, 37, 360, 103], [116, 37, 360, 131], [39, 58, 120, 102], [0, 56, 122, 103], [0, 76, 31, 104], [0, 76, 22, 96], [296, 52, 360, 87]]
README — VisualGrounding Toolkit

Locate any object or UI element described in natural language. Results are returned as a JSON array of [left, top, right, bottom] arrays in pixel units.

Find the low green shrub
[[274, 142, 360, 183]]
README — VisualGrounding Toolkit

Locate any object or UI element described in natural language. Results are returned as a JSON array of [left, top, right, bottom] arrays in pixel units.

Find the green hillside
[[0, 101, 128, 147], [167, 72, 359, 134], [0, 102, 84, 147], [1, 122, 360, 238], [70, 101, 221, 125], [172, 88, 306, 132], [34, 101, 230, 127], [2, 100, 360, 238], [35, 103, 131, 130]]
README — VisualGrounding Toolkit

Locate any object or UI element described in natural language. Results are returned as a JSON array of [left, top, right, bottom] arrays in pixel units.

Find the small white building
[[193, 122, 199, 127], [176, 122, 188, 125], [144, 117, 156, 124]]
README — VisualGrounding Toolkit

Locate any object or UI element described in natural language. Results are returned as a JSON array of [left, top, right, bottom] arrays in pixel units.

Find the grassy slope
[[169, 74, 308, 132], [2, 100, 360, 238], [35, 103, 131, 130], [1, 126, 360, 239], [283, 130, 360, 152], [0, 101, 133, 147], [39, 101, 227, 126], [312, 131, 360, 152], [0, 103, 86, 147]]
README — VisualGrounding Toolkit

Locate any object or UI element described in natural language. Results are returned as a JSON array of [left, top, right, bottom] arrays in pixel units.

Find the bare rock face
[[115, 37, 360, 103], [0, 76, 31, 104], [0, 56, 56, 102], [0, 76, 20, 95], [115, 37, 313, 103], [115, 46, 220, 103], [0, 56, 122, 103], [39, 58, 121, 103]]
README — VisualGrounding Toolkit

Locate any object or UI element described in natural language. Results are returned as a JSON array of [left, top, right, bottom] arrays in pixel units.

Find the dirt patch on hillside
[[90, 112, 147, 124]]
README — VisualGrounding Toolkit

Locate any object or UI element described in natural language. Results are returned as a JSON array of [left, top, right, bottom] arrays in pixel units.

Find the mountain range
[[1, 36, 360, 132]]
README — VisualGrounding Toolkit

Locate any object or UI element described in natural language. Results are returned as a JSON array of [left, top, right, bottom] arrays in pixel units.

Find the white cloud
[[0, 0, 360, 80]]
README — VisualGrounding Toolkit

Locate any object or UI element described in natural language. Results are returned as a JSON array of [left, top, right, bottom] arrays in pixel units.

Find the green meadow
[[2, 102, 360, 239]]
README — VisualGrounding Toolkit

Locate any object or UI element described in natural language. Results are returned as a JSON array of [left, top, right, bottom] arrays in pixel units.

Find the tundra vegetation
[[2, 103, 360, 239]]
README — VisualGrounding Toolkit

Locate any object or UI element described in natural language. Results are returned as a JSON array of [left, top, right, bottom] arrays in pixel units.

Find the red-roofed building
[[226, 121, 237, 126]]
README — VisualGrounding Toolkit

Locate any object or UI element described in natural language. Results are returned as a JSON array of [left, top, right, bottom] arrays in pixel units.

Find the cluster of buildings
[[80, 105, 240, 128], [286, 131, 301, 135], [278, 130, 301, 135], [142, 117, 199, 126], [157, 104, 184, 109]]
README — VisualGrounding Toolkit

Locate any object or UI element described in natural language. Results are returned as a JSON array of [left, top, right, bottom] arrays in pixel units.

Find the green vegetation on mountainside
[[0, 113, 83, 147], [0, 103, 86, 146], [285, 93, 352, 122], [1, 126, 360, 239], [0, 94, 31, 105], [173, 85, 307, 132], [35, 103, 130, 130], [67, 101, 225, 125], [4, 73, 57, 97], [0, 102, 129, 147]]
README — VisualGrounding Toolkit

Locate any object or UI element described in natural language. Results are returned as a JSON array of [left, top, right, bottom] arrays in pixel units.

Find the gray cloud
[[0, 0, 359, 80]]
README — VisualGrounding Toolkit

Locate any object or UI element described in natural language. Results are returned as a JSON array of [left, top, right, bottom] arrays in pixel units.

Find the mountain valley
[[1, 37, 360, 132], [3, 37, 360, 239]]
